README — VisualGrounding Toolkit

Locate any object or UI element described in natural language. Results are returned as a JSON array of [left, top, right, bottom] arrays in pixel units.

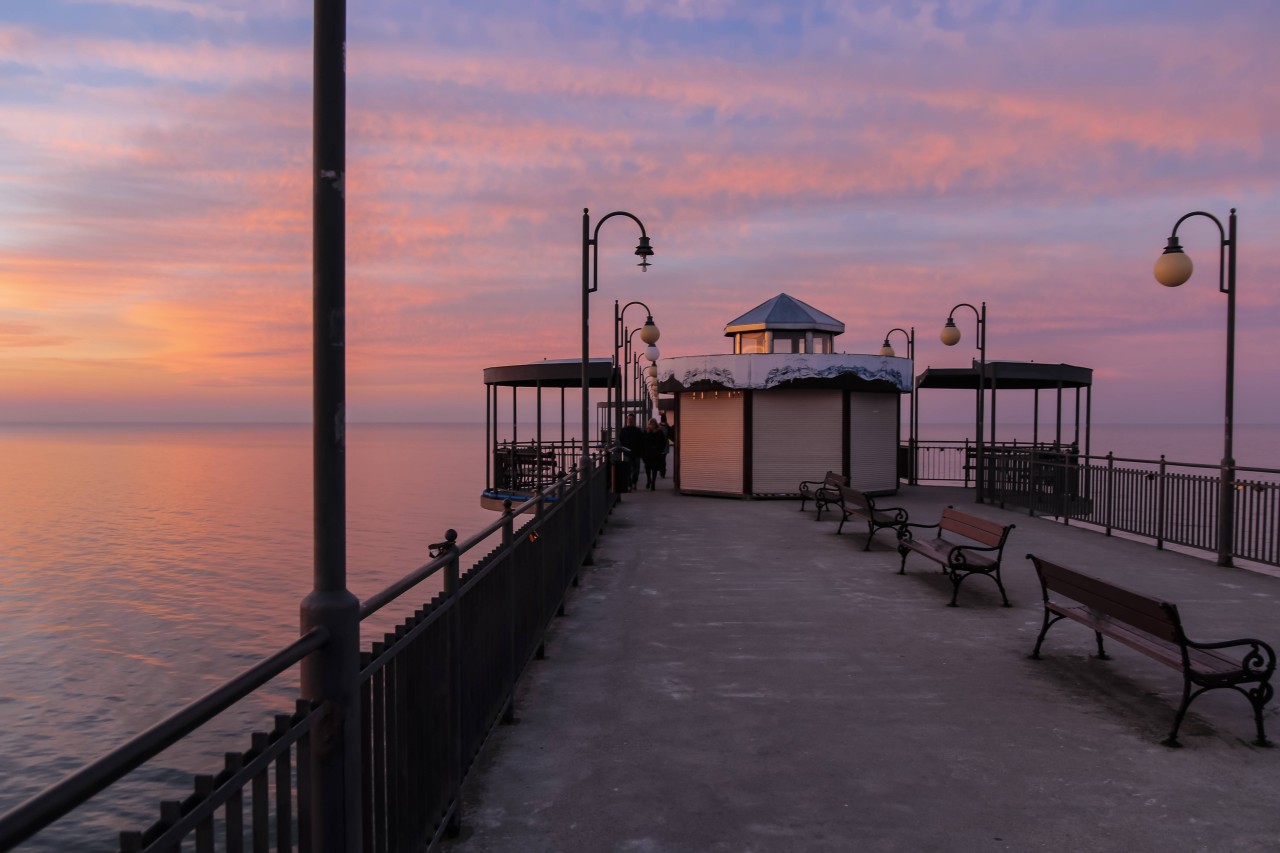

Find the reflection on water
[[0, 423, 494, 849]]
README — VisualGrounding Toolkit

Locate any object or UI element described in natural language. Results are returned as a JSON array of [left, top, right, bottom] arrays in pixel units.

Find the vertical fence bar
[[225, 753, 245, 853], [251, 733, 269, 853], [274, 716, 292, 853], [194, 775, 215, 853]]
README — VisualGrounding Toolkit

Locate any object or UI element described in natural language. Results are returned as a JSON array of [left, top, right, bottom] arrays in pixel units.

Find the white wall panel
[[751, 391, 843, 494], [678, 393, 744, 494], [849, 393, 900, 493]]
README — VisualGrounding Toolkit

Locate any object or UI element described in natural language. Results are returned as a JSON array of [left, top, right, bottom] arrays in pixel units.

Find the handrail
[[0, 627, 329, 850], [358, 470, 572, 622], [906, 440, 1279, 477]]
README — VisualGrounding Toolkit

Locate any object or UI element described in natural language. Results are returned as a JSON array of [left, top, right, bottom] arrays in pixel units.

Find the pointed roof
[[723, 293, 845, 337]]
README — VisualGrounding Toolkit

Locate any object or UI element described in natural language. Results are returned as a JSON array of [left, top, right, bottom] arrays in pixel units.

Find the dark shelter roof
[[916, 361, 1092, 391], [483, 358, 615, 388], [724, 293, 845, 336]]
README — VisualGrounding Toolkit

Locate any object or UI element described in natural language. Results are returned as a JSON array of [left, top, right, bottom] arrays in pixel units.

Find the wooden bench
[[1027, 554, 1275, 748], [897, 507, 1014, 607], [835, 484, 908, 551], [798, 470, 847, 519]]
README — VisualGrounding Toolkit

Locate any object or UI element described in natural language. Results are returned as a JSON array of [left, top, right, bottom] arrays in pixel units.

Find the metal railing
[[491, 440, 587, 493], [904, 441, 1280, 568], [0, 457, 612, 852]]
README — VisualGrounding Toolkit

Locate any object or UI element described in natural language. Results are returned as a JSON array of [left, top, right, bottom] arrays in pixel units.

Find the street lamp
[[941, 303, 986, 503], [1154, 208, 1238, 567], [880, 327, 917, 485], [615, 300, 660, 447], [582, 208, 654, 472]]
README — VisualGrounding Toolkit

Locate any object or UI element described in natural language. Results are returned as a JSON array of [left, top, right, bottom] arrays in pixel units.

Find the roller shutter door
[[751, 390, 843, 494], [849, 393, 899, 493], [678, 392, 744, 494]]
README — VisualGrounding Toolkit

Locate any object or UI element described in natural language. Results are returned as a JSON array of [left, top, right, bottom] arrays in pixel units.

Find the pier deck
[[442, 483, 1280, 852]]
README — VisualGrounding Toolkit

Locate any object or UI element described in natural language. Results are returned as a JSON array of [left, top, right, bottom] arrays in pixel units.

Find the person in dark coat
[[619, 414, 645, 488], [642, 418, 666, 490]]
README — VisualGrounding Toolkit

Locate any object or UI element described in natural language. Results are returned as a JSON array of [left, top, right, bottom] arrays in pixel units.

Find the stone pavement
[[440, 480, 1280, 853]]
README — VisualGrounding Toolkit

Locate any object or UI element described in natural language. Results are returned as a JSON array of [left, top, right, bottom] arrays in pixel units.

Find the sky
[[1, 0, 1278, 426]]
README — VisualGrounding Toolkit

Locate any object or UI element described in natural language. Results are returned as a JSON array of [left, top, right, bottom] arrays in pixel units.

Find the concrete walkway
[[441, 481, 1280, 853]]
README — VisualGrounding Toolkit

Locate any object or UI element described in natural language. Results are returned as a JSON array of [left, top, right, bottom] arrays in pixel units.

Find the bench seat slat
[[904, 538, 996, 569], [1047, 603, 1243, 676]]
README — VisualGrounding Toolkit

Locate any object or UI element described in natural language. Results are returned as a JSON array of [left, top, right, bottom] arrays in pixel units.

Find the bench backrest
[[938, 507, 1011, 549], [823, 471, 847, 488], [836, 483, 872, 511], [1027, 554, 1180, 644]]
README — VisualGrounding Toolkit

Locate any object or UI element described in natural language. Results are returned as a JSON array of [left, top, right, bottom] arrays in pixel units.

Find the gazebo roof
[[483, 358, 615, 388], [916, 361, 1092, 391], [724, 293, 845, 336]]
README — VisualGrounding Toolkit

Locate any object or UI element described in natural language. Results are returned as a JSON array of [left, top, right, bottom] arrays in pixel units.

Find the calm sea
[[0, 420, 1277, 848]]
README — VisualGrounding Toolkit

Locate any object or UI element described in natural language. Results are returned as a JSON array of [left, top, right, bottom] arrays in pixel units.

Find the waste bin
[[612, 456, 631, 493]]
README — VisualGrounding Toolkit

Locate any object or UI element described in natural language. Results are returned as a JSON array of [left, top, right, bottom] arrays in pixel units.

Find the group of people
[[619, 415, 671, 491]]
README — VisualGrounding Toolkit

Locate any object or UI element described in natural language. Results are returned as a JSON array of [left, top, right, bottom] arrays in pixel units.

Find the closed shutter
[[751, 390, 843, 494], [849, 393, 899, 493], [679, 392, 744, 494]]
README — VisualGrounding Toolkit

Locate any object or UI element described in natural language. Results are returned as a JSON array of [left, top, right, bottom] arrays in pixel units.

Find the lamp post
[[582, 209, 653, 472], [880, 327, 917, 485], [615, 300, 660, 446], [941, 303, 986, 503], [1154, 208, 1238, 567]]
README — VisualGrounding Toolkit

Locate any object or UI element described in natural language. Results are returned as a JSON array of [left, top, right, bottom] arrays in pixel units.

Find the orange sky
[[2, 1, 1278, 425]]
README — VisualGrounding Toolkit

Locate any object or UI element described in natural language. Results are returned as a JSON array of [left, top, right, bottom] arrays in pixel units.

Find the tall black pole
[[1222, 210, 1237, 567], [300, 1, 361, 849], [977, 302, 986, 505], [581, 209, 592, 473]]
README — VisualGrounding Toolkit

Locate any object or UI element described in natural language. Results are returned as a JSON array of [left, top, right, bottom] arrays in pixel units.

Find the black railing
[[904, 441, 1280, 569], [0, 457, 611, 852], [492, 440, 587, 493]]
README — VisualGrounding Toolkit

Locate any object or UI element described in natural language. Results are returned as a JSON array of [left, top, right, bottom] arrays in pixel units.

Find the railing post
[[502, 500, 518, 724], [1104, 452, 1114, 537], [1156, 455, 1167, 550], [964, 438, 971, 489], [436, 529, 462, 836]]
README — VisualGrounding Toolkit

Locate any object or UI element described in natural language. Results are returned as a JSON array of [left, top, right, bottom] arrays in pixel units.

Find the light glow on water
[[0, 422, 495, 847]]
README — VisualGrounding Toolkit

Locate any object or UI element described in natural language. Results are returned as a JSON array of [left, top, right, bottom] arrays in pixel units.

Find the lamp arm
[[946, 303, 985, 354], [589, 211, 649, 294], [883, 326, 915, 360], [1169, 210, 1230, 296], [616, 300, 654, 348]]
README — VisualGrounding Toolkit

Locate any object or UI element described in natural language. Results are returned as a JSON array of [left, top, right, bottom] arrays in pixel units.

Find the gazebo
[[657, 294, 910, 498], [912, 360, 1094, 507]]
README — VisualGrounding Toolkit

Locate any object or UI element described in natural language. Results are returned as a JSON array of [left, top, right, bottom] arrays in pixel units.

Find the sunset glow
[[2, 1, 1278, 423]]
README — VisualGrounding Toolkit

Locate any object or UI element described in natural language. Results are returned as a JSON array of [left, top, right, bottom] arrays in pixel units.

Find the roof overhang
[[484, 358, 616, 388], [916, 361, 1092, 391]]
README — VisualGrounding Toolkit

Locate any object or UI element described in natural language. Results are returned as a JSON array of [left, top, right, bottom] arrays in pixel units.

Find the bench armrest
[[946, 543, 1001, 566], [897, 520, 940, 542], [873, 504, 909, 524], [1186, 637, 1276, 677]]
